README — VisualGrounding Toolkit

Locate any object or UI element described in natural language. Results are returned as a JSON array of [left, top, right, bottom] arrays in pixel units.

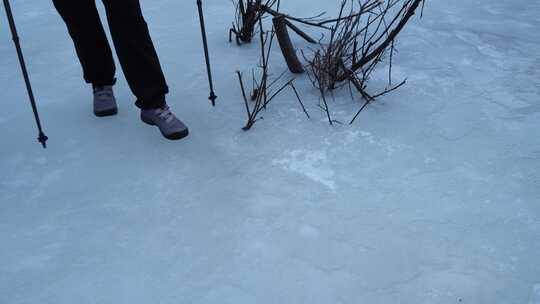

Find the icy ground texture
[[1, 0, 539, 303]]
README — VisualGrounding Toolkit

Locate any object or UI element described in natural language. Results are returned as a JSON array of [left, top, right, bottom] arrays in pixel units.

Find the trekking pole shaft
[[3, 0, 48, 148], [196, 0, 217, 106]]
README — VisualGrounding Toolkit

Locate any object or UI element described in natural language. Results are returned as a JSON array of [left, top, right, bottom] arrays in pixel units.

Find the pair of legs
[[52, 0, 167, 109], [53, 0, 189, 140]]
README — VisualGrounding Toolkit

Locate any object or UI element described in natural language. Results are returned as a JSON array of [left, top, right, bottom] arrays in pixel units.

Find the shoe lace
[[156, 106, 176, 124]]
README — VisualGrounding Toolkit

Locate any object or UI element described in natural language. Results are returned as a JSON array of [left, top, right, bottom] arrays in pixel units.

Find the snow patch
[[273, 150, 336, 191], [361, 130, 400, 153], [299, 224, 320, 239]]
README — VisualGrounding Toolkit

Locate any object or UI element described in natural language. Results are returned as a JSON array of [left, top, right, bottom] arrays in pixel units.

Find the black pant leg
[[102, 0, 168, 109], [52, 0, 116, 86]]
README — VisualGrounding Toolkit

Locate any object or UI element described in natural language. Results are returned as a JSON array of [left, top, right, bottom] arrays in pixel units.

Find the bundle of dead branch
[[305, 0, 425, 124], [230, 0, 318, 46], [230, 0, 318, 75], [231, 0, 425, 128], [236, 17, 309, 130], [230, 0, 268, 44]]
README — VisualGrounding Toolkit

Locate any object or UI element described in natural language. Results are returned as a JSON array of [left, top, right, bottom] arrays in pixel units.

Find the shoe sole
[[94, 108, 118, 117], [164, 128, 189, 140], [141, 117, 189, 141]]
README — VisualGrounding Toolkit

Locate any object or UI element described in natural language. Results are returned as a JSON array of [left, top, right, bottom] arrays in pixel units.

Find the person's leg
[[52, 0, 116, 87], [101, 0, 168, 109]]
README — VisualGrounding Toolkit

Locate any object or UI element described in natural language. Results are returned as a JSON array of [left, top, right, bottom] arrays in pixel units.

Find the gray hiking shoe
[[93, 85, 118, 117], [141, 105, 189, 140]]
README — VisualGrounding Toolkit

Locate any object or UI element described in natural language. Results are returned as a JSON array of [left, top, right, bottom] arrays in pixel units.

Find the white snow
[[1, 0, 539, 303]]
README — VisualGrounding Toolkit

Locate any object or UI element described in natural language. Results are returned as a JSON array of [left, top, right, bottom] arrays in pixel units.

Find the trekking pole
[[3, 0, 48, 148], [196, 0, 217, 106]]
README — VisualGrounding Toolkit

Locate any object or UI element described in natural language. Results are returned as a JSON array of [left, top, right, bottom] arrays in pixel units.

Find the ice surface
[[1, 0, 539, 303]]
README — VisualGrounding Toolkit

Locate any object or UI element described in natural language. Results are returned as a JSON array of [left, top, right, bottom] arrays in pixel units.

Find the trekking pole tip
[[38, 132, 48, 149], [209, 92, 217, 107]]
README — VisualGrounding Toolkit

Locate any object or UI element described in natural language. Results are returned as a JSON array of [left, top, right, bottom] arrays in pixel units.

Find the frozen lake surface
[[1, 0, 539, 303]]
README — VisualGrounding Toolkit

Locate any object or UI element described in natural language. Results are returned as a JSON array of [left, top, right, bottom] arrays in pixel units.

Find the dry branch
[[230, 0, 426, 128], [273, 15, 305, 74]]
